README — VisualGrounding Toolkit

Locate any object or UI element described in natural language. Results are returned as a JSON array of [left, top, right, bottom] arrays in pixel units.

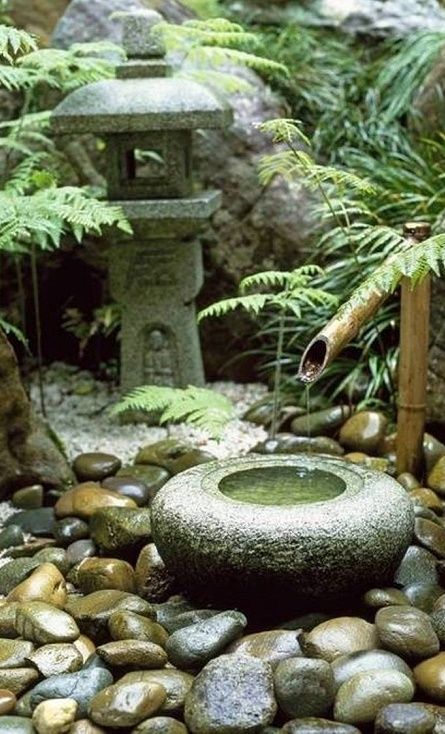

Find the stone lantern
[[51, 10, 232, 390]]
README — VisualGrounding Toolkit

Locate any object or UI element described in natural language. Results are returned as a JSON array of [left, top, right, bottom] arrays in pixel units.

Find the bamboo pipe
[[298, 222, 430, 384], [396, 222, 431, 476]]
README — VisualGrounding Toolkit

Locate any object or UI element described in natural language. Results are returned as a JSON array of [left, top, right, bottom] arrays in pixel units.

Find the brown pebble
[[0, 688, 16, 714]]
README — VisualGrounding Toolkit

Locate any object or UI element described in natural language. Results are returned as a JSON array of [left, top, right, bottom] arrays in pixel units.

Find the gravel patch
[[29, 363, 268, 465]]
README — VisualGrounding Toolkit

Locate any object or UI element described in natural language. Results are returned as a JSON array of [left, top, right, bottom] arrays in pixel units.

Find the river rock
[[73, 452, 121, 482], [53, 517, 89, 547], [161, 609, 220, 635], [282, 720, 361, 733], [331, 649, 414, 691], [65, 590, 155, 642], [398, 473, 420, 491], [414, 652, 445, 701], [227, 629, 302, 668], [0, 526, 25, 551], [0, 668, 38, 696], [115, 465, 171, 502], [89, 680, 166, 728], [97, 640, 167, 669], [77, 557, 136, 594], [73, 635, 96, 664], [32, 697, 78, 734], [184, 653, 276, 733], [0, 688, 16, 714], [275, 656, 335, 718], [0, 715, 36, 732], [0, 558, 40, 596], [108, 610, 168, 646], [102, 476, 153, 506], [291, 406, 351, 437], [12, 485, 43, 509], [394, 546, 440, 586], [55, 483, 136, 519], [415, 518, 445, 558], [363, 588, 410, 608], [334, 670, 414, 724], [375, 606, 439, 659], [120, 670, 194, 714], [4, 508, 55, 536], [15, 602, 79, 645], [135, 439, 215, 475], [403, 582, 444, 613], [27, 643, 83, 677], [70, 722, 106, 734], [428, 457, 445, 496], [316, 0, 445, 37], [301, 617, 379, 662], [7, 563, 66, 608], [0, 639, 35, 670], [132, 718, 188, 733], [252, 433, 344, 456], [338, 411, 387, 453], [135, 544, 175, 602], [374, 702, 436, 733], [166, 611, 247, 671], [89, 507, 152, 553], [34, 548, 70, 576], [0, 602, 19, 638], [410, 488, 443, 515], [30, 667, 113, 716], [66, 540, 96, 566]]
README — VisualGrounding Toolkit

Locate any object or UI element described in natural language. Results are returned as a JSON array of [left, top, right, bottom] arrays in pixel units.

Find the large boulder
[[10, 0, 69, 45], [0, 331, 74, 497], [315, 0, 445, 36]]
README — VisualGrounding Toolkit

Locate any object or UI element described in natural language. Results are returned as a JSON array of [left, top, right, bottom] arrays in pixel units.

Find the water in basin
[[219, 465, 346, 506]]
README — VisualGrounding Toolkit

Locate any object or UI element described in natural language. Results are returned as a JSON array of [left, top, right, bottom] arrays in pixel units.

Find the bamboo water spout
[[298, 221, 432, 477]]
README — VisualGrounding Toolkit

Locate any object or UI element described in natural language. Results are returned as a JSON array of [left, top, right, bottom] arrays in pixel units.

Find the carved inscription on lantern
[[143, 327, 178, 385]]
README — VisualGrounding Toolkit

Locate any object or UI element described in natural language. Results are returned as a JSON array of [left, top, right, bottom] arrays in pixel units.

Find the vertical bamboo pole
[[396, 221, 431, 477]]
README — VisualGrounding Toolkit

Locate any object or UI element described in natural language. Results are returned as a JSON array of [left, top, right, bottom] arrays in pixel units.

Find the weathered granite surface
[[151, 454, 414, 609]]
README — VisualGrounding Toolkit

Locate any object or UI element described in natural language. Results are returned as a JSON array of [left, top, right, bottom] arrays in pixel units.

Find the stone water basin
[[151, 454, 414, 608]]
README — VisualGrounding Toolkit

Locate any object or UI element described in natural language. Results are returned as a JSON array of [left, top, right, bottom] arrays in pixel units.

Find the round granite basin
[[151, 455, 414, 607]]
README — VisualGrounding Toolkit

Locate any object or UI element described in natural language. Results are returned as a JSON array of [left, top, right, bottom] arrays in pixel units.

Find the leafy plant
[[113, 385, 236, 439], [199, 264, 337, 437], [63, 304, 121, 359]]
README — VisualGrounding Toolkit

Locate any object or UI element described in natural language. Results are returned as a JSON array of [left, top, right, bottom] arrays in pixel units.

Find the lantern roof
[[51, 9, 232, 135]]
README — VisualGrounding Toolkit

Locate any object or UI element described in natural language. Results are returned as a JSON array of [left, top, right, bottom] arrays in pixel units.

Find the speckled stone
[[70, 721, 106, 734], [0, 526, 25, 551], [89, 681, 166, 728], [0, 668, 38, 696], [394, 546, 440, 586], [227, 630, 302, 668], [374, 702, 435, 733], [274, 657, 335, 718], [73, 452, 121, 482], [375, 606, 439, 659], [0, 602, 20, 638], [151, 455, 414, 606], [119, 670, 194, 714], [334, 670, 414, 724], [34, 548, 70, 576], [32, 697, 78, 734], [301, 617, 379, 662], [0, 558, 42, 596], [184, 653, 276, 734], [166, 611, 247, 671], [0, 716, 36, 732], [331, 649, 414, 691], [115, 466, 171, 502], [96, 639, 167, 668]]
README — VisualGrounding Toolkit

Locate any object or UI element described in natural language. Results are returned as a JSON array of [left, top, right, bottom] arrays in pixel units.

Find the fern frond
[[178, 68, 254, 94], [0, 316, 26, 344], [18, 43, 119, 91], [113, 385, 235, 439], [259, 118, 311, 147], [0, 25, 36, 62], [198, 294, 271, 321], [240, 270, 293, 293]]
